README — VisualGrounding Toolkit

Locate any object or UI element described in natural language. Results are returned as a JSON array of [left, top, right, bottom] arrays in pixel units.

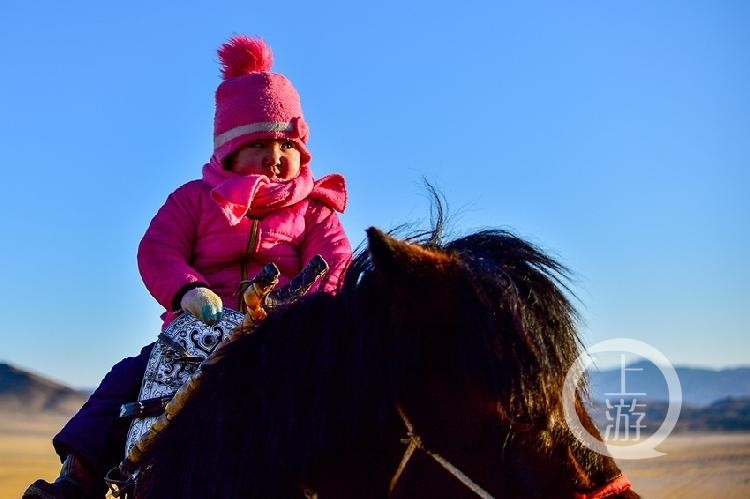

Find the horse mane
[[136, 197, 596, 498], [445, 229, 585, 420]]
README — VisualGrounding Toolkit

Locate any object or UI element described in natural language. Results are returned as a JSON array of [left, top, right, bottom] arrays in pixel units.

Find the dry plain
[[0, 412, 72, 499], [616, 432, 750, 498], [1, 412, 748, 498]]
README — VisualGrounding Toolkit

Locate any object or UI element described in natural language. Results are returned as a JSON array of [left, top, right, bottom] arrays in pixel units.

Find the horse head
[[133, 224, 637, 498], [363, 227, 636, 498]]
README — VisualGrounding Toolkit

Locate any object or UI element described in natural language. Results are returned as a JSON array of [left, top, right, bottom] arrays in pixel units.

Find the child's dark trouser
[[52, 343, 154, 476]]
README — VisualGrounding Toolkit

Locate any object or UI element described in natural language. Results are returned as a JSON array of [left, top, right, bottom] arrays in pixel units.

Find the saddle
[[123, 307, 246, 457]]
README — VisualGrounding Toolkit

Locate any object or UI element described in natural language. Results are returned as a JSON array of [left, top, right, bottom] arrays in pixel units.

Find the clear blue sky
[[1, 1, 747, 388]]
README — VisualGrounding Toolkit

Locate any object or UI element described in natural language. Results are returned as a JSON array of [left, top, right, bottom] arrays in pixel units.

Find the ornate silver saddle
[[119, 255, 329, 463], [123, 308, 245, 458]]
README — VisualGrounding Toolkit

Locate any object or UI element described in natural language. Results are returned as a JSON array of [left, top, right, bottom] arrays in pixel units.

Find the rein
[[388, 405, 496, 499]]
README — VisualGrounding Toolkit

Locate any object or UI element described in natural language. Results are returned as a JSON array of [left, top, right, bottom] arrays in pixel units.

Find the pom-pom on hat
[[213, 36, 310, 167]]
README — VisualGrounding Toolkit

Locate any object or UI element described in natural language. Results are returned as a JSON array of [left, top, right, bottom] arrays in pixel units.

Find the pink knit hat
[[213, 36, 311, 167]]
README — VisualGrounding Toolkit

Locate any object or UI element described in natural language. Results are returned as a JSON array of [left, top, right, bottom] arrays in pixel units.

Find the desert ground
[[1, 412, 748, 498], [0, 412, 72, 498], [616, 432, 750, 498]]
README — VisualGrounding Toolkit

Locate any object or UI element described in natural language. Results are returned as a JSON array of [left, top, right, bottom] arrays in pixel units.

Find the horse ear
[[366, 227, 456, 279]]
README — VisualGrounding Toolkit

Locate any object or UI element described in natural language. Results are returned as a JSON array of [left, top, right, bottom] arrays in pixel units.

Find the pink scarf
[[202, 157, 347, 226]]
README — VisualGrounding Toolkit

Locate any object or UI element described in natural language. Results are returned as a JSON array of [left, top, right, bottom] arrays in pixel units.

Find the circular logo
[[562, 338, 682, 459]]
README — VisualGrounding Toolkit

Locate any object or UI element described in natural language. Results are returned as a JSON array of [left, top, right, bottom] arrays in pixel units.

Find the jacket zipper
[[238, 218, 260, 311]]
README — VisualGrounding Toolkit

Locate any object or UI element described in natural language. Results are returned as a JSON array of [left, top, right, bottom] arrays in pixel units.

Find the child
[[24, 35, 352, 499]]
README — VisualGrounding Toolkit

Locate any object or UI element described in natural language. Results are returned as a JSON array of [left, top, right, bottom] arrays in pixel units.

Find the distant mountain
[[589, 397, 750, 433], [588, 361, 750, 406], [675, 397, 750, 431], [0, 363, 88, 415], [585, 362, 750, 433]]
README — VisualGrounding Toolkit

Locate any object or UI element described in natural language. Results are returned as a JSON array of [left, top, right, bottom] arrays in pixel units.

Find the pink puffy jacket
[[138, 162, 352, 327]]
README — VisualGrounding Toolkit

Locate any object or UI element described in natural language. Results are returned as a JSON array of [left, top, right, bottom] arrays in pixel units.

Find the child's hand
[[180, 288, 224, 325]]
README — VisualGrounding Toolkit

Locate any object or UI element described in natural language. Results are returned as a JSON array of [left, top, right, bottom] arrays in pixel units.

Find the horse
[[130, 217, 638, 498]]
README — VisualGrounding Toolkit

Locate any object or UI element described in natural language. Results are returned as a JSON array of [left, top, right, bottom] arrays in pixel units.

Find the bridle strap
[[388, 405, 496, 499], [388, 406, 631, 499], [574, 474, 632, 499]]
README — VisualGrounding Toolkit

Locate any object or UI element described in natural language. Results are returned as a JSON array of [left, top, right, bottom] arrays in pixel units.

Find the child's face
[[229, 139, 301, 180]]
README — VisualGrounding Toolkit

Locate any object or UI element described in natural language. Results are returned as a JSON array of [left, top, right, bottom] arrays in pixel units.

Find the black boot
[[22, 454, 106, 499]]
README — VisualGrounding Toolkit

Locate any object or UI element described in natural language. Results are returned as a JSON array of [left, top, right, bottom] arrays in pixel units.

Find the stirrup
[[104, 466, 136, 498]]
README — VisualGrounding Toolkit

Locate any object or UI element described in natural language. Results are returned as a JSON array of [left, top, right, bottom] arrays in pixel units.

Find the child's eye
[[281, 141, 295, 149], [249, 142, 265, 148]]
